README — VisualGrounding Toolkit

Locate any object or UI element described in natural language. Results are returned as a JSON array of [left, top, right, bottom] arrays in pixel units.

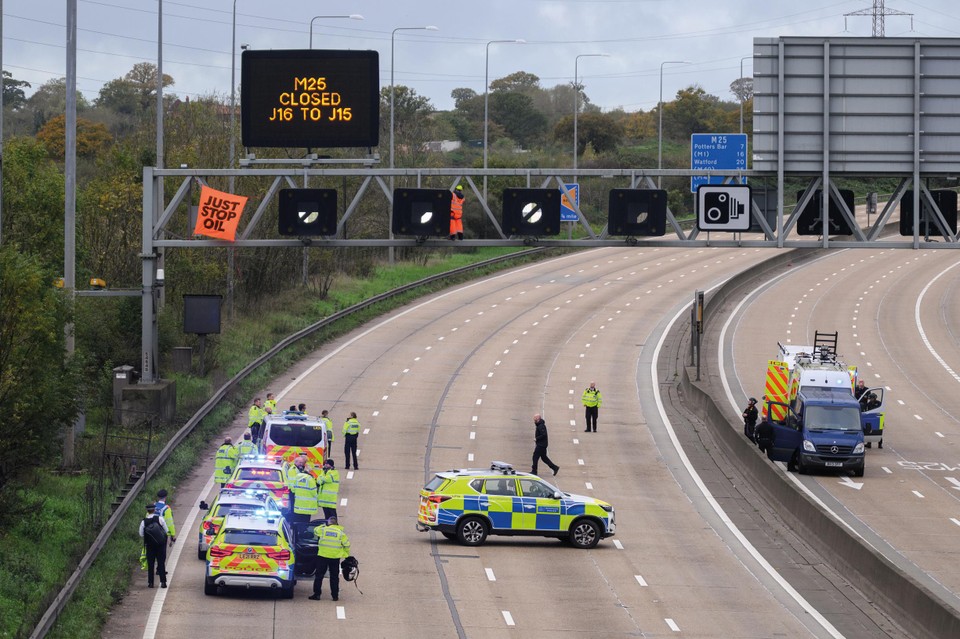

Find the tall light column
[[227, 0, 240, 317], [390, 26, 438, 171], [309, 14, 363, 49], [573, 53, 608, 170], [739, 55, 752, 134], [483, 39, 525, 200], [658, 60, 688, 187]]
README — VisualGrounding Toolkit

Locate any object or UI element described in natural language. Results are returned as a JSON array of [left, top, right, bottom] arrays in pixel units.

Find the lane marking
[[502, 611, 515, 627], [362, 428, 370, 435], [577, 459, 585, 465], [912, 491, 924, 499], [635, 575, 648, 586], [467, 453, 474, 462], [485, 568, 496, 581], [340, 498, 348, 506], [470, 432, 476, 440], [585, 482, 593, 490], [665, 618, 680, 632], [613, 539, 624, 550], [336, 606, 346, 620], [346, 471, 354, 480]]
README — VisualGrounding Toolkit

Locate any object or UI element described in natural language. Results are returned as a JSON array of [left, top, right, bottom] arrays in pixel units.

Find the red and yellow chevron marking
[[265, 445, 325, 465], [765, 360, 789, 421]]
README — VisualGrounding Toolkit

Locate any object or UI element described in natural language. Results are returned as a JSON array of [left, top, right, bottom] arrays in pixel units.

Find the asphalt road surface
[[722, 247, 960, 619], [103, 247, 911, 639]]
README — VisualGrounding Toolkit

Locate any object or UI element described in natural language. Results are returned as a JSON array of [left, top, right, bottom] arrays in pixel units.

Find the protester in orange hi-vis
[[193, 185, 248, 241], [449, 184, 464, 241]]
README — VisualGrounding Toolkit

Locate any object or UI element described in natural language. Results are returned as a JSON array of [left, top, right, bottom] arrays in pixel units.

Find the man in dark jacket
[[531, 413, 559, 476], [742, 397, 759, 441], [139, 503, 169, 588]]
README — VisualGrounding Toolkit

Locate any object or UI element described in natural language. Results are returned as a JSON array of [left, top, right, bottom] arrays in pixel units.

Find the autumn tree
[[36, 115, 113, 159], [554, 111, 624, 156]]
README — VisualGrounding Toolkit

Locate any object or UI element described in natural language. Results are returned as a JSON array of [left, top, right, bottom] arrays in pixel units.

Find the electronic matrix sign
[[241, 49, 380, 148]]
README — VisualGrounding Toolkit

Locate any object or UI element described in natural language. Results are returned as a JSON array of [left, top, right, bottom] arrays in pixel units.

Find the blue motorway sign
[[690, 133, 747, 193], [560, 183, 579, 222]]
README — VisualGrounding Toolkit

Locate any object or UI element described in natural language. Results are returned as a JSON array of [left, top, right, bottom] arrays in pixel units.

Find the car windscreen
[[267, 423, 325, 447], [237, 468, 283, 482], [222, 530, 277, 546], [805, 405, 861, 432]]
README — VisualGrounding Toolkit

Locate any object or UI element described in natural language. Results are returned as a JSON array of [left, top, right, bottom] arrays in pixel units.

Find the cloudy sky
[[5, 0, 960, 113]]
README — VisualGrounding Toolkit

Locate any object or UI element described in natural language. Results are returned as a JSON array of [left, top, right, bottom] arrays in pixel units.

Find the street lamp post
[[390, 26, 438, 172], [573, 53, 608, 171], [658, 60, 688, 188], [739, 55, 752, 134], [309, 14, 363, 49], [483, 39, 525, 201]]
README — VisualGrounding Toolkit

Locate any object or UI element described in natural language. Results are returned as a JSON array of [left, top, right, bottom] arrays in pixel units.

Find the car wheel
[[456, 516, 488, 546], [280, 585, 294, 599], [787, 452, 798, 472], [569, 519, 601, 549], [197, 547, 207, 561], [441, 532, 457, 541], [853, 465, 865, 478], [797, 456, 808, 475], [204, 579, 217, 596]]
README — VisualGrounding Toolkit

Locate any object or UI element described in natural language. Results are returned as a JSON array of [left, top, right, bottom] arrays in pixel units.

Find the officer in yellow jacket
[[320, 409, 334, 451], [308, 516, 350, 601], [581, 381, 603, 433], [236, 431, 257, 458], [214, 437, 238, 488], [248, 398, 266, 443], [343, 412, 360, 470], [317, 459, 340, 520], [290, 469, 319, 524]]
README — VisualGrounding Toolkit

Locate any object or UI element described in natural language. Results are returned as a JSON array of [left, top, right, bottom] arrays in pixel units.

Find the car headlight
[[853, 442, 865, 454], [802, 440, 816, 453]]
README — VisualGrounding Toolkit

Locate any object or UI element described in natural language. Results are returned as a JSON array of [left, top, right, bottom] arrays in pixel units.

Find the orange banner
[[194, 186, 248, 241]]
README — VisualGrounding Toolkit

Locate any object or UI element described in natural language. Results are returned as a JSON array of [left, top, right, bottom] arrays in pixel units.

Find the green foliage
[[490, 92, 547, 148], [2, 71, 30, 111], [1, 137, 67, 273], [0, 246, 83, 488]]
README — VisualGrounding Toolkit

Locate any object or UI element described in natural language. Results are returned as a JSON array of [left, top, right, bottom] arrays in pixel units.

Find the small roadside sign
[[691, 133, 747, 193], [696, 184, 752, 232], [560, 183, 579, 222]]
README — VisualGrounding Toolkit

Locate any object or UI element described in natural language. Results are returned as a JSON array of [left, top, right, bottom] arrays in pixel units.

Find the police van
[[259, 412, 328, 467]]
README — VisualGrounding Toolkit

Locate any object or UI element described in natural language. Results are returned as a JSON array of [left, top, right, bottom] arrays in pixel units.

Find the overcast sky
[[5, 0, 960, 113]]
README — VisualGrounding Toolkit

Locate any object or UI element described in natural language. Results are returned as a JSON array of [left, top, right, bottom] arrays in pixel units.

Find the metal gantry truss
[[137, 165, 960, 383]]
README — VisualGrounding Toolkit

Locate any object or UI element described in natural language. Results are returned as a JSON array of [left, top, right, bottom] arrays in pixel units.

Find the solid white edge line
[[143, 472, 217, 639], [914, 260, 960, 384], [658, 278, 845, 639]]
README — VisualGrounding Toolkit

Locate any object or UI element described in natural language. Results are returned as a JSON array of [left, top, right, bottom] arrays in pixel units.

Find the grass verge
[[40, 247, 554, 638]]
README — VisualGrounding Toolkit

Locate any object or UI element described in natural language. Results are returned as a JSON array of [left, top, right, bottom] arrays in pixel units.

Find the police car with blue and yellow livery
[[417, 461, 615, 549]]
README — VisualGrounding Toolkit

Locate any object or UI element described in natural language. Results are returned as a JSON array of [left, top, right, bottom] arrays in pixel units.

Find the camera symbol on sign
[[704, 191, 745, 225]]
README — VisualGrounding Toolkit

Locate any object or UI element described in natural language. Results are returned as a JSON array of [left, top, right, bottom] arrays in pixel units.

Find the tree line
[[0, 63, 752, 487]]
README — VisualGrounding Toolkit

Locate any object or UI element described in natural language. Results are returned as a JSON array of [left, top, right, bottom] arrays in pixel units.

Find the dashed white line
[[346, 471, 354, 480], [912, 491, 925, 499], [362, 428, 370, 435], [634, 575, 647, 586], [577, 459, 585, 465], [914, 415, 923, 421], [485, 568, 496, 581], [381, 395, 389, 401], [882, 467, 892, 474], [585, 482, 593, 490], [613, 539, 624, 550], [502, 611, 515, 627], [372, 411, 379, 417], [936, 432, 945, 438], [951, 518, 960, 528], [572, 438, 580, 445], [467, 453, 474, 462], [336, 606, 346, 620], [470, 432, 476, 440], [340, 498, 348, 506], [665, 618, 680, 632]]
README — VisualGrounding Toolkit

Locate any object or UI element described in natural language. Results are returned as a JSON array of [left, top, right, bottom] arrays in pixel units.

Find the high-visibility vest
[[315, 524, 350, 559], [155, 501, 177, 537], [581, 387, 602, 408], [317, 468, 340, 508], [214, 444, 238, 483], [450, 194, 463, 220], [284, 463, 301, 488], [291, 473, 319, 516], [248, 405, 265, 427], [264, 399, 277, 414], [321, 416, 334, 445], [237, 439, 256, 458], [343, 418, 360, 436]]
